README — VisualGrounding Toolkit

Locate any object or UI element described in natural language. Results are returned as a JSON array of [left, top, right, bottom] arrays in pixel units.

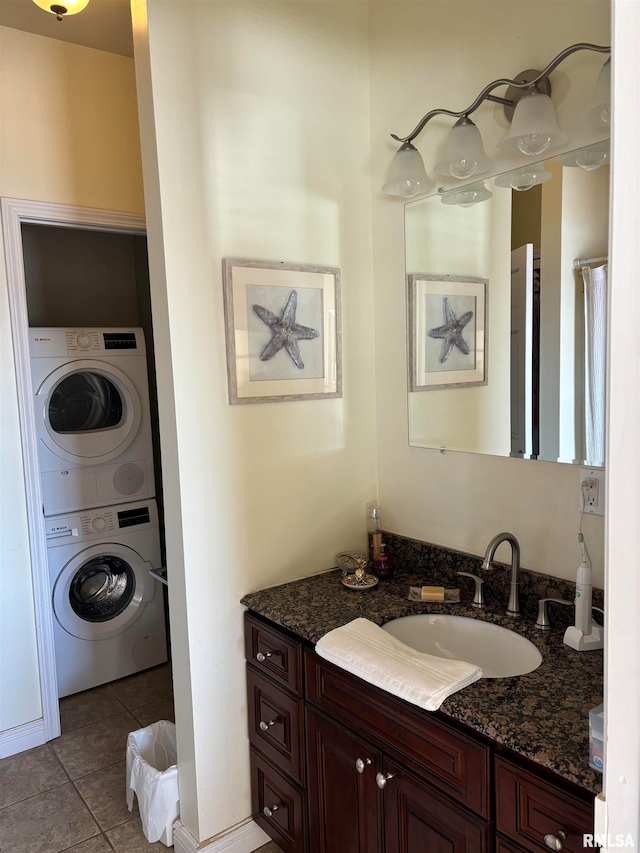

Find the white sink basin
[[382, 614, 542, 679]]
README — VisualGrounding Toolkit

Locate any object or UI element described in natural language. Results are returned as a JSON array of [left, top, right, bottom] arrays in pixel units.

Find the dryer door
[[35, 360, 142, 465], [53, 543, 155, 641]]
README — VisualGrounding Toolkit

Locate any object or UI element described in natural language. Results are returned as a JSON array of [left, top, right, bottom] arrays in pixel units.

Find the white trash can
[[126, 720, 179, 846]]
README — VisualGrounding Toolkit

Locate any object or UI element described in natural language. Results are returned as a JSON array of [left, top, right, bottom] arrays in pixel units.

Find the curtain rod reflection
[[573, 254, 608, 269]]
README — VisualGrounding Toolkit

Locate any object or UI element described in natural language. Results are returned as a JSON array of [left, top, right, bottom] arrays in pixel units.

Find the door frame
[[1, 197, 145, 750]]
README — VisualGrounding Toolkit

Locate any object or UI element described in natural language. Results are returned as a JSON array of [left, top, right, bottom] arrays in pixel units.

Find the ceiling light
[[382, 142, 435, 198], [440, 182, 493, 208], [32, 0, 91, 21], [433, 117, 494, 180], [494, 165, 553, 192]]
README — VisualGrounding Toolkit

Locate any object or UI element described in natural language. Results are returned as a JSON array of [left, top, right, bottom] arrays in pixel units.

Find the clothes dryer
[[45, 499, 168, 697], [30, 328, 155, 515]]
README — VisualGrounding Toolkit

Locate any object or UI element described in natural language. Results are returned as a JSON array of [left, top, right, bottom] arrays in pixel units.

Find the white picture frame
[[222, 258, 342, 404]]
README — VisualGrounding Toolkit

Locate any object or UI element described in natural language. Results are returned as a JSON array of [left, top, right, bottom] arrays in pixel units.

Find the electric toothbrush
[[563, 534, 603, 651]]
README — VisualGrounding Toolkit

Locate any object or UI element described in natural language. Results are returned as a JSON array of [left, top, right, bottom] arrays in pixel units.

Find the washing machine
[[30, 327, 156, 515], [45, 499, 168, 697]]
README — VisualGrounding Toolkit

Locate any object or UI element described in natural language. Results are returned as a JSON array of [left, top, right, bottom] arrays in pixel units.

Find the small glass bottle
[[367, 505, 383, 563], [370, 543, 394, 580]]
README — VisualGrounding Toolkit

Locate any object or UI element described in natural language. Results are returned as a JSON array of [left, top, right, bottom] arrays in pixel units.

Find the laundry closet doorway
[[2, 197, 168, 749]]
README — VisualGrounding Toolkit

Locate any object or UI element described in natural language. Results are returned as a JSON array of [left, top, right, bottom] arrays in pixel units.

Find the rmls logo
[[584, 835, 635, 848]]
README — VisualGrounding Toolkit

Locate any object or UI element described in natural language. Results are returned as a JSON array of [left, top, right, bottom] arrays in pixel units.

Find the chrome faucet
[[482, 532, 521, 618]]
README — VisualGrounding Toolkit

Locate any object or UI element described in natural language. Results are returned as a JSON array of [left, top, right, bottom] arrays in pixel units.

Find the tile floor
[[0, 665, 280, 853]]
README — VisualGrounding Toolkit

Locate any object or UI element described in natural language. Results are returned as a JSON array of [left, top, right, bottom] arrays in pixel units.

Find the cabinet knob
[[544, 831, 567, 851], [259, 719, 277, 732], [263, 804, 280, 818], [256, 651, 273, 662], [375, 771, 395, 789], [355, 757, 372, 774]]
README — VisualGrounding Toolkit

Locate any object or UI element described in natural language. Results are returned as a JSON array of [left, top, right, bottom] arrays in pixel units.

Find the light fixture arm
[[391, 42, 611, 145]]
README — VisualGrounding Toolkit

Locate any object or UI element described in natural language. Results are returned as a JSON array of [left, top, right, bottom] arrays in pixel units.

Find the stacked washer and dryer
[[30, 328, 168, 698]]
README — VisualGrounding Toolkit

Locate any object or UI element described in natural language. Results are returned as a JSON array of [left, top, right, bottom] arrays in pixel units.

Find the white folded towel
[[315, 617, 482, 711]]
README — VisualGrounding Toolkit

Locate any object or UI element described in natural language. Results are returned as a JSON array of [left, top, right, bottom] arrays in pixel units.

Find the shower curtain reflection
[[582, 263, 608, 467]]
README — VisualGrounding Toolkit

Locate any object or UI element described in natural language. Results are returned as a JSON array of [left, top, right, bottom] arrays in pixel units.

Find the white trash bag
[[126, 720, 179, 846]]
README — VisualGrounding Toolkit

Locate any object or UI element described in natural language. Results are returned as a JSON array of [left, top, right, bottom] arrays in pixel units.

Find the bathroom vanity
[[242, 564, 602, 853]]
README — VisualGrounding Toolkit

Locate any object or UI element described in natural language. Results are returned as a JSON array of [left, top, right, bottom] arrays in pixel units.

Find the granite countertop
[[241, 565, 604, 793]]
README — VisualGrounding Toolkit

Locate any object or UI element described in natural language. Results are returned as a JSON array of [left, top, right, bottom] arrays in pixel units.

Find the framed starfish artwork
[[408, 274, 487, 392], [222, 258, 341, 403]]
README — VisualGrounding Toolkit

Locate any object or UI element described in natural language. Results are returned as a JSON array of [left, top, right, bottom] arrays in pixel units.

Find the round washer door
[[35, 360, 142, 465], [52, 543, 154, 641]]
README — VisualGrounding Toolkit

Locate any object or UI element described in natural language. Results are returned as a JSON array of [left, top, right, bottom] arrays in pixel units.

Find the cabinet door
[[495, 756, 594, 853], [306, 707, 383, 853], [383, 760, 490, 853]]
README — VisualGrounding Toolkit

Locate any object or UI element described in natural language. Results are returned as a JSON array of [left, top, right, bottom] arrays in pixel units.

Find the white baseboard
[[0, 718, 46, 759], [172, 817, 270, 853]]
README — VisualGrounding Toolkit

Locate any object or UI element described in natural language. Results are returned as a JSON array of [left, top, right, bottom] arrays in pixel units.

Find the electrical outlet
[[579, 467, 605, 516]]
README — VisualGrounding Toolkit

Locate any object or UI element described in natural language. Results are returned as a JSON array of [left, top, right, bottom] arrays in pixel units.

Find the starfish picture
[[252, 289, 319, 370], [428, 297, 474, 364]]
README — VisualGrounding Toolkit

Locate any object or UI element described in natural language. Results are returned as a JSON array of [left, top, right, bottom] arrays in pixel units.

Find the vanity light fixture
[[32, 0, 91, 21], [494, 164, 553, 192], [383, 42, 611, 199], [381, 142, 435, 197], [557, 140, 610, 171], [433, 117, 494, 180], [440, 181, 492, 208]]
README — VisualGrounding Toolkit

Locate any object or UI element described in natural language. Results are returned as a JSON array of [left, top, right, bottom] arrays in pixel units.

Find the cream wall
[[369, 0, 610, 586], [135, 1, 376, 841], [0, 27, 144, 733]]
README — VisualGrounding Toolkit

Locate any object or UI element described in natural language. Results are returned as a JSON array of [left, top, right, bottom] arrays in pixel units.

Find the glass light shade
[[440, 181, 492, 207], [382, 142, 435, 198], [558, 140, 610, 172], [32, 0, 90, 16], [498, 90, 568, 156], [494, 165, 552, 192], [586, 58, 611, 128], [433, 117, 494, 180]]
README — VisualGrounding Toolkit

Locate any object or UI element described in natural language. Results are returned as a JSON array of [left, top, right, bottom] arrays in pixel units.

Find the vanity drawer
[[305, 649, 491, 818], [495, 756, 594, 853], [250, 747, 307, 853], [245, 612, 303, 696], [247, 666, 305, 784]]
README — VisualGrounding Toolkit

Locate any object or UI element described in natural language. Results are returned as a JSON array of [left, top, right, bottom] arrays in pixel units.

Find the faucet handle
[[535, 597, 574, 631], [457, 572, 485, 608]]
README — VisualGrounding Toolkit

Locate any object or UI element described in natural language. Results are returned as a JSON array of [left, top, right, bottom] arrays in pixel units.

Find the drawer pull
[[544, 831, 567, 851], [263, 804, 280, 818], [259, 718, 279, 731], [355, 757, 372, 774], [256, 651, 273, 662], [376, 771, 396, 789]]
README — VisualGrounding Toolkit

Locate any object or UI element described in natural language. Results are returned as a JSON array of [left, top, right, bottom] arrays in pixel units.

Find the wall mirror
[[406, 151, 609, 465]]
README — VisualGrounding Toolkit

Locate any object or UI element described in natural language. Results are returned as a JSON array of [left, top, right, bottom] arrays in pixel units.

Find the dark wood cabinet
[[244, 611, 595, 853], [382, 758, 490, 853], [306, 707, 383, 853], [495, 756, 595, 853]]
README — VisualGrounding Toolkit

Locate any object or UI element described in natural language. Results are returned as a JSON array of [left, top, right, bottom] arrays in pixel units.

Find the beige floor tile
[[60, 686, 127, 735], [0, 782, 99, 853], [74, 760, 137, 831], [109, 665, 172, 712], [0, 744, 68, 809], [131, 696, 175, 728], [51, 711, 139, 780], [63, 837, 113, 852], [106, 817, 172, 851], [252, 843, 283, 853]]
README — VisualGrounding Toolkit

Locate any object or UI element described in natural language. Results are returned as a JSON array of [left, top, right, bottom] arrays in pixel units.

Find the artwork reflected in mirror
[[406, 154, 609, 465]]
